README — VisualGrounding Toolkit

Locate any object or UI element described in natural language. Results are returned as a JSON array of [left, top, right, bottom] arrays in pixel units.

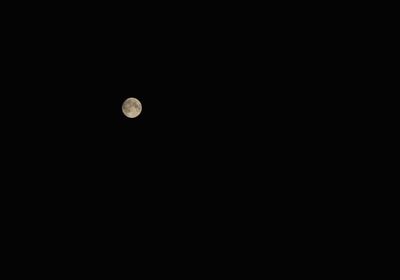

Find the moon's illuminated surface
[[122, 97, 142, 118]]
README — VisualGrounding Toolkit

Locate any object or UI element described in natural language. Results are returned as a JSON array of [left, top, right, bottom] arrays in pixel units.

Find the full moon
[[122, 97, 142, 118]]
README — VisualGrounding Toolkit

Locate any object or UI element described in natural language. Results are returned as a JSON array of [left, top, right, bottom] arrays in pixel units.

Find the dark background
[[1, 2, 347, 254], [2, 6, 266, 160], [1, 2, 348, 204], [0, 3, 371, 272], [2, 4, 261, 208], [1, 3, 337, 207]]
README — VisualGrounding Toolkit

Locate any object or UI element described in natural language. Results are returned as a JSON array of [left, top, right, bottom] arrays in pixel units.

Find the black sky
[[2, 3, 318, 200]]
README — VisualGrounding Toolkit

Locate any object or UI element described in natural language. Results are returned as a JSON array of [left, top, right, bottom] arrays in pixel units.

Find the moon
[[122, 97, 142, 118]]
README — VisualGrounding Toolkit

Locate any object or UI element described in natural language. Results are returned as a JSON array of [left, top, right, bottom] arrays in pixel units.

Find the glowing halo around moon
[[122, 97, 142, 118]]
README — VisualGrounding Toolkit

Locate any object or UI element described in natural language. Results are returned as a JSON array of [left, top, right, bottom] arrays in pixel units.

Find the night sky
[[2, 2, 333, 208], [0, 4, 348, 265]]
